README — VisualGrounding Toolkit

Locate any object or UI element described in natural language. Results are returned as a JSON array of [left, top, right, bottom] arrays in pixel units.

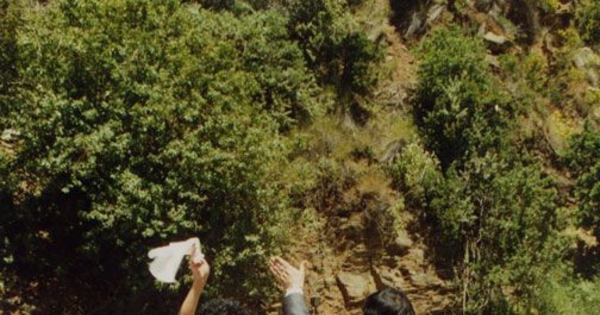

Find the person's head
[[363, 287, 415, 315], [197, 298, 249, 315]]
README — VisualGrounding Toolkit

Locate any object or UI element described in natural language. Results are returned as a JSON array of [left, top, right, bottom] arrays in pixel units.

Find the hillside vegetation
[[1, 0, 600, 314]]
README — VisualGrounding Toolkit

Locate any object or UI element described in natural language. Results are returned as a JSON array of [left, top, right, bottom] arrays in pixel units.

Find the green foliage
[[0, 0, 21, 128], [565, 123, 600, 222], [415, 26, 513, 169], [235, 10, 325, 127], [576, 0, 600, 46], [0, 2, 24, 313], [0, 0, 323, 312], [419, 154, 564, 314], [285, 0, 381, 96], [1, 0, 594, 314], [385, 142, 442, 209], [535, 274, 600, 315], [409, 25, 568, 315], [197, 0, 236, 11], [388, 146, 566, 314], [564, 123, 600, 254], [338, 32, 380, 95], [285, 0, 339, 65], [538, 0, 560, 15]]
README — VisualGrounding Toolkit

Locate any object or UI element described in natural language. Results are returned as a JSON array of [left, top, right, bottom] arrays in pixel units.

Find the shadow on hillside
[[389, 0, 432, 39]]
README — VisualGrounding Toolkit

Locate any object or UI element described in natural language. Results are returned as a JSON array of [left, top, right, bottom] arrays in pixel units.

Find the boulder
[[572, 47, 600, 87], [483, 31, 508, 45], [425, 4, 445, 26], [409, 272, 442, 289], [388, 231, 413, 256], [481, 30, 512, 54], [404, 12, 425, 39], [572, 47, 598, 69], [336, 272, 374, 306], [378, 139, 407, 163], [372, 265, 407, 289]]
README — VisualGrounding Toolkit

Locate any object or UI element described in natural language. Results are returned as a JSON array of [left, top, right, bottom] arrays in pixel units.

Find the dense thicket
[[414, 26, 513, 169], [392, 26, 569, 313], [0, 0, 19, 127], [576, 0, 600, 46], [564, 123, 600, 274], [0, 0, 383, 313], [0, 0, 319, 313]]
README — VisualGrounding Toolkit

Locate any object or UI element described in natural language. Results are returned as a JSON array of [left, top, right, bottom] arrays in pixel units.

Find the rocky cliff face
[[268, 0, 600, 313], [279, 201, 453, 315], [266, 10, 456, 314]]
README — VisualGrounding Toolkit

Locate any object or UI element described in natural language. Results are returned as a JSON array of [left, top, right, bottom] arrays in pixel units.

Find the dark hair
[[197, 298, 249, 315], [363, 288, 415, 315]]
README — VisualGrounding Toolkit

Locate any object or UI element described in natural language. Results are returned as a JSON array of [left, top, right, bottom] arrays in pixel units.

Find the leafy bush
[[563, 122, 600, 274], [197, 0, 235, 11], [285, 0, 380, 96], [0, 0, 21, 128], [536, 275, 600, 315], [576, 0, 600, 46], [564, 123, 600, 228], [435, 155, 566, 314], [337, 32, 380, 95], [235, 10, 325, 127], [415, 26, 513, 169], [0, 2, 26, 313], [385, 142, 442, 209], [388, 141, 567, 314], [411, 25, 567, 315], [0, 0, 322, 312]]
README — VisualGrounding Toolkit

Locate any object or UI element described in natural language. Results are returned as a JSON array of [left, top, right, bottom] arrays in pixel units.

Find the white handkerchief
[[148, 237, 203, 283]]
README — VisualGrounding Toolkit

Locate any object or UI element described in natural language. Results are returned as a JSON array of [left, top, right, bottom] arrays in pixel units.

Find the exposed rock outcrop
[[572, 47, 600, 87], [336, 271, 375, 307]]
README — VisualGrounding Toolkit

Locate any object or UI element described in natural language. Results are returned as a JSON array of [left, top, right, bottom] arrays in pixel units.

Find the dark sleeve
[[283, 293, 310, 315]]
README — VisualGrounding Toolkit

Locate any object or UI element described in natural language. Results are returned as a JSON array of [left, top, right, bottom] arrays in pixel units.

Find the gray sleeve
[[283, 293, 310, 315]]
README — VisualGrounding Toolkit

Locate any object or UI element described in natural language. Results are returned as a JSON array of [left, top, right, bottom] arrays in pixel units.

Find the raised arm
[[178, 248, 210, 315], [269, 256, 310, 315]]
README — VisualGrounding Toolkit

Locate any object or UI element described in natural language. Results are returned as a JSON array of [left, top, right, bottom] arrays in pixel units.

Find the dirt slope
[[269, 17, 454, 315]]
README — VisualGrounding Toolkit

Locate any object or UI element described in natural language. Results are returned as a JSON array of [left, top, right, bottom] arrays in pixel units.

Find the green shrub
[[415, 26, 513, 169], [337, 32, 380, 95], [411, 27, 568, 312], [385, 142, 442, 209], [197, 0, 235, 11], [0, 2, 25, 313], [0, 0, 322, 312], [388, 140, 568, 314], [0, 0, 21, 128], [236, 10, 325, 127], [285, 0, 380, 96], [536, 275, 600, 315], [576, 0, 600, 46], [563, 122, 600, 274], [564, 123, 600, 229], [433, 155, 566, 314]]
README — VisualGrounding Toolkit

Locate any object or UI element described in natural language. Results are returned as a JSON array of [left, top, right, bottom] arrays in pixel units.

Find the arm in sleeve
[[283, 292, 310, 315]]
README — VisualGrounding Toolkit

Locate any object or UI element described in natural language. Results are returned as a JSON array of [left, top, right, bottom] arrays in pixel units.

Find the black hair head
[[363, 287, 415, 315], [197, 298, 249, 315]]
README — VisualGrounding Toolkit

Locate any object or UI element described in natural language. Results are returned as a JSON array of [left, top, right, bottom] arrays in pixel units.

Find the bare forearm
[[178, 245, 209, 315], [178, 281, 205, 315]]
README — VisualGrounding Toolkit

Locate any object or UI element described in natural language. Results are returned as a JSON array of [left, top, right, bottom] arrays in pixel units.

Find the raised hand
[[190, 246, 210, 287], [269, 256, 307, 293]]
